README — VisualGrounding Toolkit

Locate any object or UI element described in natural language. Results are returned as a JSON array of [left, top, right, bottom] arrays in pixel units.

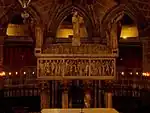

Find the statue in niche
[[110, 23, 118, 49], [107, 13, 124, 49], [72, 11, 84, 46]]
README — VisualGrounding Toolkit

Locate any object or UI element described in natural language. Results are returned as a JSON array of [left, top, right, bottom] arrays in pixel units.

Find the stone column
[[84, 81, 91, 108], [142, 37, 150, 73], [0, 36, 4, 72], [40, 81, 50, 109], [62, 81, 68, 108], [105, 91, 112, 108], [34, 24, 43, 55], [104, 81, 113, 108], [0, 28, 5, 113]]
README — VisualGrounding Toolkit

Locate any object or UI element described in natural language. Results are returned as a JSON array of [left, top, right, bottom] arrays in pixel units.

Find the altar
[[41, 108, 119, 113]]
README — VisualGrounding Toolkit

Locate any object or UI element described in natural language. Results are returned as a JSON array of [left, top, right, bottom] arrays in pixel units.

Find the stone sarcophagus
[[35, 44, 117, 80]]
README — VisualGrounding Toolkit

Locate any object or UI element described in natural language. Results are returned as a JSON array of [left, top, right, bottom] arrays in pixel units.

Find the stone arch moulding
[[102, 2, 147, 34], [27, 6, 42, 25], [47, 5, 93, 38]]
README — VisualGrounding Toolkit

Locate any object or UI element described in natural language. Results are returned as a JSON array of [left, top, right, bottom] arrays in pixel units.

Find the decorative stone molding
[[37, 58, 116, 80], [43, 44, 112, 55]]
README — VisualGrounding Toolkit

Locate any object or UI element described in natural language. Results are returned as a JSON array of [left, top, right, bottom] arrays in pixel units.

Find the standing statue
[[72, 11, 84, 46], [84, 89, 91, 108], [110, 23, 118, 49], [110, 13, 124, 49]]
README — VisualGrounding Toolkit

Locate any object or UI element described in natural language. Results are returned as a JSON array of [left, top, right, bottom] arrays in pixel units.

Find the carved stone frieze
[[37, 58, 115, 80], [43, 44, 112, 54]]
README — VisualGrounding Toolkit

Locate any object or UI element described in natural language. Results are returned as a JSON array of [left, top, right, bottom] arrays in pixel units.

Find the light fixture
[[0, 71, 5, 76], [9, 72, 12, 75], [18, 0, 31, 9], [16, 72, 18, 75], [18, 0, 31, 23], [121, 72, 124, 75], [24, 72, 26, 75]]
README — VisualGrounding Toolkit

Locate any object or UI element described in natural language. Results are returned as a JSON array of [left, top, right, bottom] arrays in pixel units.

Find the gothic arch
[[0, 4, 42, 28], [102, 2, 147, 33], [47, 5, 93, 38]]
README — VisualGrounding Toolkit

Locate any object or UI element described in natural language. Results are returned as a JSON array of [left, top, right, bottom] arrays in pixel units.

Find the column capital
[[35, 24, 44, 30], [83, 80, 92, 90], [61, 80, 69, 92], [38, 80, 49, 91]]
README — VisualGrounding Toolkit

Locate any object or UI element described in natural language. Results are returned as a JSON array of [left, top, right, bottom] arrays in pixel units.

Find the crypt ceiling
[[0, 0, 150, 36]]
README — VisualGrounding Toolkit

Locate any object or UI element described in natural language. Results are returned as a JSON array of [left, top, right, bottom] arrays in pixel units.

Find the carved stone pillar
[[104, 81, 113, 108], [40, 81, 50, 109], [0, 29, 5, 90], [105, 91, 112, 108], [62, 81, 68, 108], [142, 37, 150, 72], [35, 24, 43, 55], [84, 81, 91, 108], [0, 36, 4, 72]]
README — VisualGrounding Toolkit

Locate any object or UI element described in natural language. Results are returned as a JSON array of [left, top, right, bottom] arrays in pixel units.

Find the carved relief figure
[[97, 60, 102, 76], [71, 60, 77, 75], [64, 60, 71, 76], [90, 60, 98, 76], [51, 60, 56, 76], [105, 61, 110, 75], [111, 60, 114, 75], [85, 61, 89, 76], [57, 60, 63, 76], [45, 61, 50, 75]]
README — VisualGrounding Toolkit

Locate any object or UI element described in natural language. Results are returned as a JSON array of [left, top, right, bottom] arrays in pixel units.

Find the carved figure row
[[38, 59, 115, 77]]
